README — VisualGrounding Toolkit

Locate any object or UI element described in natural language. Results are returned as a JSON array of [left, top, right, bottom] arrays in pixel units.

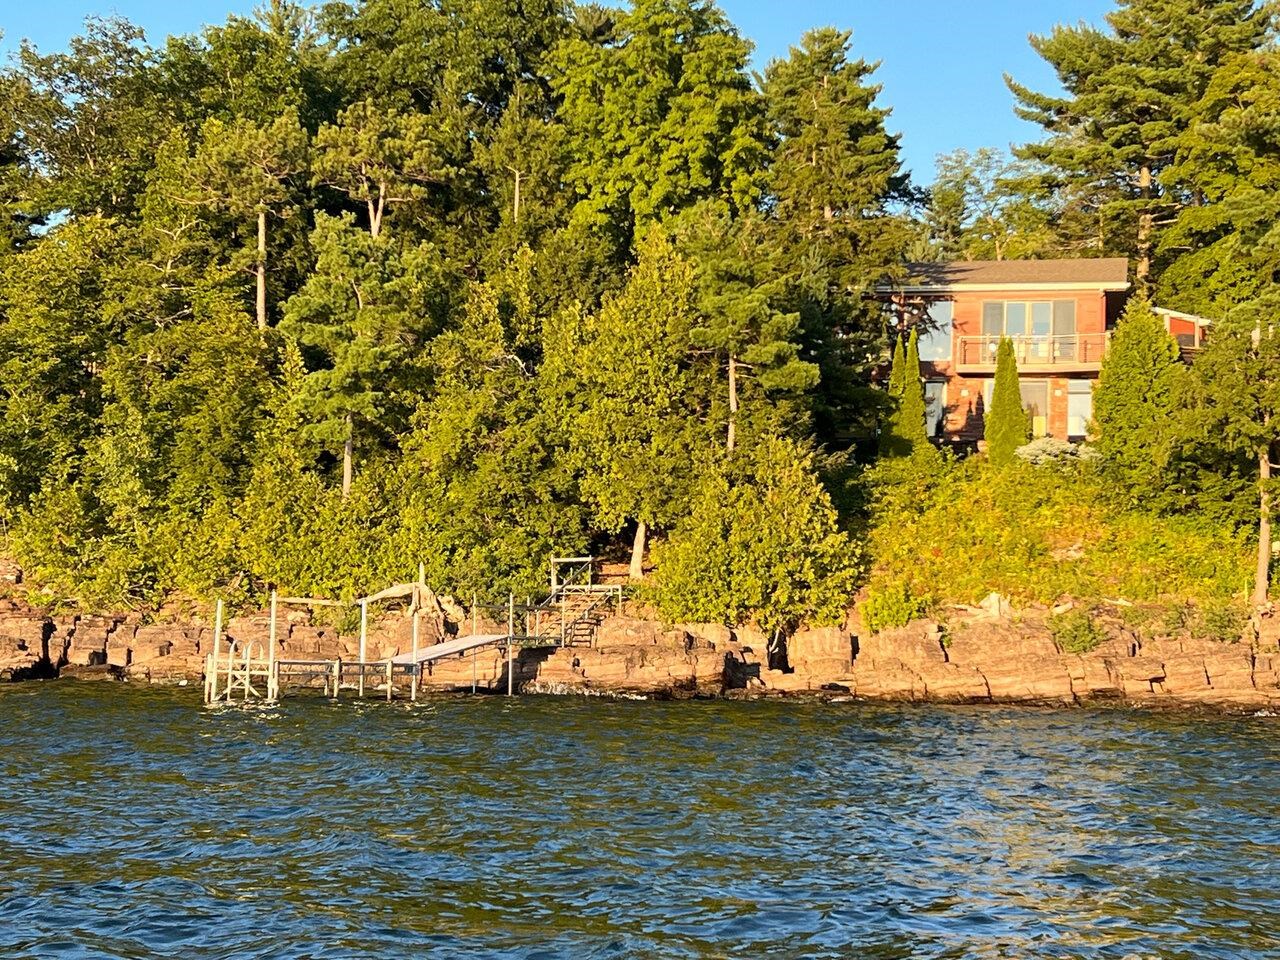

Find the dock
[[204, 557, 622, 705]]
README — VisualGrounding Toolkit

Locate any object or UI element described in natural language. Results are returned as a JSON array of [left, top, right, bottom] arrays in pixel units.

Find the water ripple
[[0, 683, 1277, 958]]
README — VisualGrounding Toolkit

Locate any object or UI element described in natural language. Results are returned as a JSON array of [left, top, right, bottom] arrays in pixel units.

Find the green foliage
[[1047, 608, 1105, 654], [866, 458, 1253, 609], [652, 437, 862, 634], [1093, 296, 1184, 504], [861, 581, 928, 635], [984, 337, 1028, 466]]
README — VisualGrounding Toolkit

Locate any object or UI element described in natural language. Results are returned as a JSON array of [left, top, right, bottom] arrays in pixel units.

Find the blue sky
[[1, 0, 1116, 183]]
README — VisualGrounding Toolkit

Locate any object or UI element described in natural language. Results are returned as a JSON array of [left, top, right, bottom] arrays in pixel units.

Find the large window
[[981, 300, 1078, 362], [918, 301, 953, 362]]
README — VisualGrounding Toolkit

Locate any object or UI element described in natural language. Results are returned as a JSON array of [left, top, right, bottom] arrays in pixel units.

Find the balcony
[[955, 333, 1109, 373]]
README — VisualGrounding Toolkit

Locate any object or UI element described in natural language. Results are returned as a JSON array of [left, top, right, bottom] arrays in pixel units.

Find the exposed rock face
[[2, 595, 1278, 712]]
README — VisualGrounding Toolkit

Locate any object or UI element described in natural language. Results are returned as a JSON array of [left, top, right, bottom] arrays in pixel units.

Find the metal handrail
[[957, 333, 1108, 365]]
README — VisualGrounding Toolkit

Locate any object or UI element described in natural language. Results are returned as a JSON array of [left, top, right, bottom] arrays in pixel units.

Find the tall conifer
[[985, 337, 1028, 466]]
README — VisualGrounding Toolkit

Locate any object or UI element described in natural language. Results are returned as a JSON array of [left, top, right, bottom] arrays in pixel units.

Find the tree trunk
[[342, 413, 354, 500], [726, 354, 738, 453], [256, 209, 268, 331], [368, 191, 384, 239], [1255, 443, 1273, 607], [629, 520, 647, 581], [1136, 163, 1153, 293]]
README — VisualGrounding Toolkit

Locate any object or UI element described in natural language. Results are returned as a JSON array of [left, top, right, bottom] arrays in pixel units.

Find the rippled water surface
[[1, 682, 1278, 959]]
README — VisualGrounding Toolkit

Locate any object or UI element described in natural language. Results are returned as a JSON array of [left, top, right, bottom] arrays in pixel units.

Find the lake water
[[0, 682, 1277, 959]]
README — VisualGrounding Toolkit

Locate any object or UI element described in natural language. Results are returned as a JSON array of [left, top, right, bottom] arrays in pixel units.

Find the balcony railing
[[956, 333, 1109, 368]]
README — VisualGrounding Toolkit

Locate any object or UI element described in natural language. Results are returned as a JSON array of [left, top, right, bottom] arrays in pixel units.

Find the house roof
[[881, 258, 1131, 292]]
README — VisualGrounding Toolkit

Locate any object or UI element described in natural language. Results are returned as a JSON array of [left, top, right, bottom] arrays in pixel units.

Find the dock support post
[[560, 592, 566, 646], [268, 590, 278, 701], [203, 653, 213, 703], [386, 659, 393, 702], [210, 598, 224, 703], [507, 592, 515, 697], [410, 601, 420, 703], [472, 647, 477, 694], [358, 599, 368, 698], [333, 658, 341, 699]]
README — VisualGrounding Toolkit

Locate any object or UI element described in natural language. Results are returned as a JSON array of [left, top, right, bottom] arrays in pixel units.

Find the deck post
[[358, 599, 368, 698], [386, 659, 393, 702], [507, 592, 515, 697], [471, 591, 477, 636], [560, 592, 566, 646], [268, 590, 278, 701], [472, 647, 477, 694], [203, 653, 213, 703], [333, 658, 341, 699], [210, 598, 224, 703]]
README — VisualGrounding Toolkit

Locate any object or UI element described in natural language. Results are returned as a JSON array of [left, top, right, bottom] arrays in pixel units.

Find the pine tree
[[762, 27, 912, 440], [985, 337, 1028, 466], [878, 336, 907, 457], [899, 328, 932, 454], [1008, 0, 1272, 288], [1093, 297, 1184, 503]]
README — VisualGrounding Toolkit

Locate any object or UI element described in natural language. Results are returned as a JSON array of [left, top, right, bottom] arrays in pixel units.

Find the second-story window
[[981, 300, 1077, 339], [918, 300, 953, 361]]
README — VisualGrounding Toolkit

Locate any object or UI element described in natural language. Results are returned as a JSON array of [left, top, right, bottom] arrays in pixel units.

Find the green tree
[[1008, 0, 1272, 288], [281, 213, 447, 496], [549, 0, 767, 248], [926, 148, 1057, 262], [679, 207, 817, 452], [985, 337, 1028, 465], [162, 110, 309, 330], [1093, 297, 1184, 503], [878, 335, 906, 457], [313, 99, 455, 239], [652, 435, 860, 646], [761, 27, 912, 441], [570, 229, 710, 579]]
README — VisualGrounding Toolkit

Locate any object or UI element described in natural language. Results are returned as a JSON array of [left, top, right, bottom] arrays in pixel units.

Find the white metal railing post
[[507, 592, 515, 696], [210, 598, 223, 703], [268, 590, 278, 701], [358, 598, 368, 698]]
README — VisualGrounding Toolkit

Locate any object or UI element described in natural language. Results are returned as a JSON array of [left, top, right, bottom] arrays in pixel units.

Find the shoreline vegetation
[[2, 0, 1279, 711]]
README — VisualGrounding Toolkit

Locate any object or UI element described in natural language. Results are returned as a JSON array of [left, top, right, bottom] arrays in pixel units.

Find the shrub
[[862, 581, 928, 634], [865, 457, 1253, 609], [1015, 436, 1100, 467], [1048, 608, 1105, 654]]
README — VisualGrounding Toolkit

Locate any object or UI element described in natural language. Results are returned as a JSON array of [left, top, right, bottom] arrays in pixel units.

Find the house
[[874, 258, 1207, 445]]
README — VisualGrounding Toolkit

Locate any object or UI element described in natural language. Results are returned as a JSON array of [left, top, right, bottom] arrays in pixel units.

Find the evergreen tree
[[899, 328, 932, 453], [680, 207, 818, 452], [878, 336, 906, 457], [312, 100, 454, 239], [985, 337, 1028, 466], [281, 213, 448, 496], [1093, 297, 1184, 504], [761, 27, 912, 441], [1008, 0, 1272, 288]]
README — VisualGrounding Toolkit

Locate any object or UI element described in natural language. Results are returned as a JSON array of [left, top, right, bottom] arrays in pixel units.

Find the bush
[[865, 457, 1253, 609], [862, 581, 928, 634], [1015, 437, 1100, 467], [1048, 608, 1106, 654]]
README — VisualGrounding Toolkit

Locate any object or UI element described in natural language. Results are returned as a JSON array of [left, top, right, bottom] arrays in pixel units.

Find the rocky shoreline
[[2, 597, 1279, 713]]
